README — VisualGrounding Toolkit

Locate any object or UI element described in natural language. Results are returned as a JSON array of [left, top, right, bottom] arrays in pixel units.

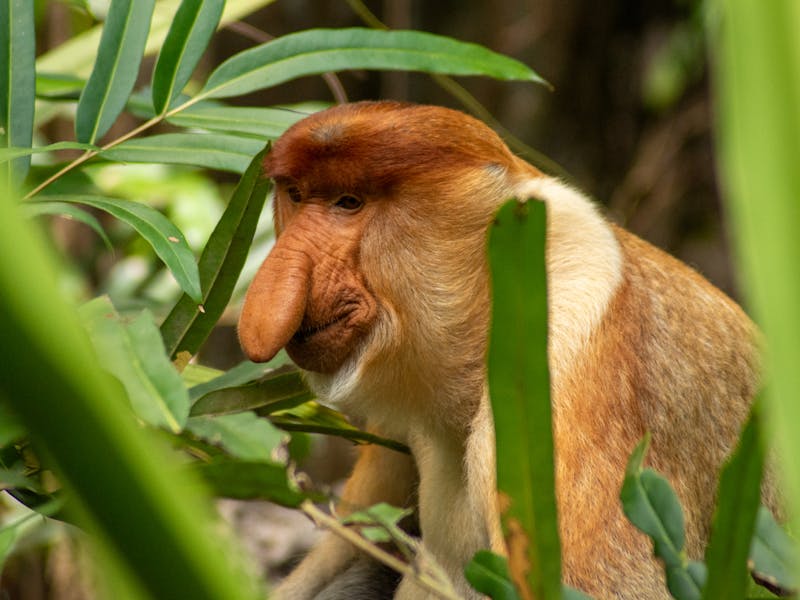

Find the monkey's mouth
[[291, 313, 350, 344]]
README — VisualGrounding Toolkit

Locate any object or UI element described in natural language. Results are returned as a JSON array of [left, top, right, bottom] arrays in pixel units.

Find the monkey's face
[[238, 101, 525, 380], [238, 178, 380, 374]]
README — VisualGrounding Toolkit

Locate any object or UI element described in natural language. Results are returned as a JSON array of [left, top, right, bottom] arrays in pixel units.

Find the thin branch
[[224, 21, 348, 104], [300, 500, 462, 600], [344, 0, 388, 30], [343, 0, 572, 180]]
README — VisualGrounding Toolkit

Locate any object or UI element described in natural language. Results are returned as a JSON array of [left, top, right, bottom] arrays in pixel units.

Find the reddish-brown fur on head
[[264, 101, 520, 199]]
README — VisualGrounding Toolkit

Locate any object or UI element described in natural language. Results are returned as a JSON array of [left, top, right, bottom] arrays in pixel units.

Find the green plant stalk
[[300, 500, 460, 600], [489, 199, 562, 599], [701, 406, 764, 600], [0, 186, 259, 599], [712, 0, 800, 531]]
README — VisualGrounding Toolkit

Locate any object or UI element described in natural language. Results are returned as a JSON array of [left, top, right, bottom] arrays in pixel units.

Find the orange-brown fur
[[238, 101, 763, 599]]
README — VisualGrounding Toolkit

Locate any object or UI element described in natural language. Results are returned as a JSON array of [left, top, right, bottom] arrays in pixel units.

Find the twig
[[299, 500, 462, 600], [343, 0, 573, 180]]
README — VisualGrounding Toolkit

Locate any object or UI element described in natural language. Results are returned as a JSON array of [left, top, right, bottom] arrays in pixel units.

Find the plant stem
[[300, 500, 462, 600], [343, 0, 571, 180], [24, 96, 203, 200]]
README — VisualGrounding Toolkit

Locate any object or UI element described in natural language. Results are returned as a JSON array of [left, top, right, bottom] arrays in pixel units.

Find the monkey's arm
[[395, 398, 503, 600], [274, 442, 416, 600]]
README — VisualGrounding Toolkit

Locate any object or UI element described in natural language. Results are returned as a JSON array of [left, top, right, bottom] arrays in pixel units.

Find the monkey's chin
[[285, 321, 365, 374]]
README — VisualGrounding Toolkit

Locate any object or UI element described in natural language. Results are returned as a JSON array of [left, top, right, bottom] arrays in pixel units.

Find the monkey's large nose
[[238, 239, 312, 363]]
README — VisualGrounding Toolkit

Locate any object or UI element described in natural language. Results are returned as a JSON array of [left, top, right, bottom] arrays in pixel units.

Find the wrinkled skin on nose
[[238, 205, 378, 374]]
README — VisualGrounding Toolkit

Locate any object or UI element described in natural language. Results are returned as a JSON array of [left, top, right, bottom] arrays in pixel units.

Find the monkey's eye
[[334, 195, 364, 211], [286, 186, 302, 203]]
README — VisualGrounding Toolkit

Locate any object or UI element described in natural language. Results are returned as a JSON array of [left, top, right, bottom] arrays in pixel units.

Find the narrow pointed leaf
[[200, 28, 547, 100], [103, 133, 265, 173], [0, 0, 35, 181], [152, 0, 224, 114], [488, 199, 561, 599], [21, 201, 112, 249], [190, 364, 310, 416], [167, 104, 314, 139], [702, 406, 765, 600], [36, 0, 277, 79], [75, 0, 155, 143], [160, 143, 271, 358], [79, 297, 190, 432], [188, 356, 288, 403], [0, 186, 261, 600], [37, 194, 201, 302], [268, 402, 409, 454], [36, 72, 85, 99], [0, 141, 98, 163]]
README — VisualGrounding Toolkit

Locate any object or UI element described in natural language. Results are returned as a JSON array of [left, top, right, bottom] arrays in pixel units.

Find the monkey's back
[[554, 227, 761, 599]]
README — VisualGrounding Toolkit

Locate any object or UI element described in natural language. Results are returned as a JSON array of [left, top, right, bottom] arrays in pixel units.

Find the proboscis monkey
[[238, 101, 765, 599]]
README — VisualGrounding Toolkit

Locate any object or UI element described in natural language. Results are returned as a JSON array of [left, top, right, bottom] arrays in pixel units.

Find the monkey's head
[[239, 102, 537, 411]]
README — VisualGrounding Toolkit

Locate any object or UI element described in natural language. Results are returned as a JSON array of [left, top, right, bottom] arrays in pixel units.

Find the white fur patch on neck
[[513, 176, 623, 381]]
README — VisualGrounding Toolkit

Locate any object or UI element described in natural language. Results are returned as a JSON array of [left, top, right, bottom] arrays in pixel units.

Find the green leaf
[[667, 562, 707, 600], [488, 199, 560, 599], [103, 132, 265, 174], [0, 177, 261, 600], [620, 435, 702, 600], [0, 467, 41, 491], [186, 412, 288, 463], [192, 460, 308, 507], [620, 435, 686, 567], [190, 364, 311, 416], [269, 402, 410, 454], [0, 401, 25, 447], [38, 194, 201, 302], [160, 143, 271, 358], [188, 356, 286, 402], [200, 28, 547, 100], [78, 297, 190, 433], [713, 0, 800, 558], [0, 141, 99, 163], [22, 201, 112, 250], [465, 552, 594, 600], [342, 503, 415, 544], [152, 0, 224, 114], [0, 0, 36, 180], [75, 0, 155, 143], [167, 104, 316, 139], [563, 586, 595, 600], [36, 72, 85, 99], [36, 0, 278, 79], [0, 511, 39, 572], [465, 551, 521, 600], [749, 506, 798, 595], [703, 406, 765, 600]]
